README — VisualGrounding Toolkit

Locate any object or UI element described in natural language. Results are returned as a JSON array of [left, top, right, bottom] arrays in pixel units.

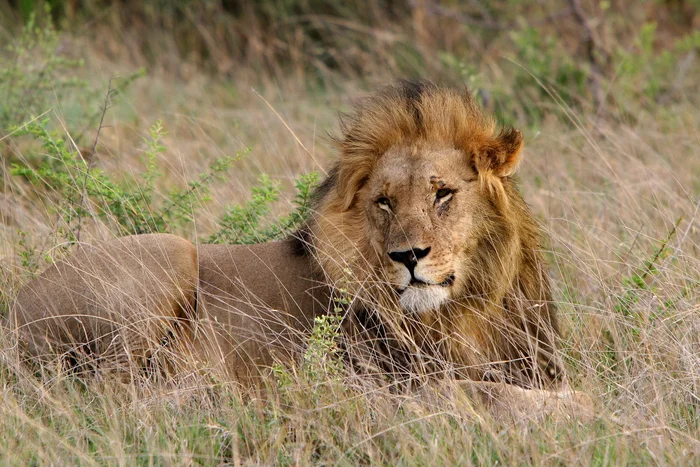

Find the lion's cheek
[[364, 207, 390, 249], [365, 226, 387, 260], [449, 236, 480, 291], [448, 213, 475, 245], [363, 227, 404, 286]]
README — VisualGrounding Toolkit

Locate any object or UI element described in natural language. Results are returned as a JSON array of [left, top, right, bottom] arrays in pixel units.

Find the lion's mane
[[295, 81, 562, 389]]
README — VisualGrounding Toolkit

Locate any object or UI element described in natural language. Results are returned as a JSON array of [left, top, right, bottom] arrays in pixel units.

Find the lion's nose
[[388, 246, 431, 271]]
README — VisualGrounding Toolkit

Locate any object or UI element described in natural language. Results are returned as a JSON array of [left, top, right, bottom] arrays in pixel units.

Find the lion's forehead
[[371, 146, 473, 193]]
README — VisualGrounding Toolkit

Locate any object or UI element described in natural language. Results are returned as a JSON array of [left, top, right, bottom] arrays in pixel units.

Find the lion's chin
[[398, 286, 449, 314]]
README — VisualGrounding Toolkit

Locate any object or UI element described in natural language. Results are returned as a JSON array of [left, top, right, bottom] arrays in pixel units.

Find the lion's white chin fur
[[399, 286, 449, 314]]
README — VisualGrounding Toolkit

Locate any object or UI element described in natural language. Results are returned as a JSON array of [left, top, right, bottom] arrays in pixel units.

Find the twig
[[87, 78, 115, 168], [75, 79, 115, 245], [640, 217, 682, 283]]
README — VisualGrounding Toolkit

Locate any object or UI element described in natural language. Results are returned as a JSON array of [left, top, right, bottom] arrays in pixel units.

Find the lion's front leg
[[449, 380, 595, 422]]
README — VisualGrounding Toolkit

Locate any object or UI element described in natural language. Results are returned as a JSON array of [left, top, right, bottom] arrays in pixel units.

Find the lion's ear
[[338, 164, 370, 211], [473, 128, 524, 178]]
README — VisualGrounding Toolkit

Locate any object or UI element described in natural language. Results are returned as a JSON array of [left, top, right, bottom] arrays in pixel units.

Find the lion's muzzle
[[388, 245, 455, 313]]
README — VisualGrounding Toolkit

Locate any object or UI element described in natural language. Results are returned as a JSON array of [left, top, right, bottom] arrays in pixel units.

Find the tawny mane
[[299, 80, 562, 389]]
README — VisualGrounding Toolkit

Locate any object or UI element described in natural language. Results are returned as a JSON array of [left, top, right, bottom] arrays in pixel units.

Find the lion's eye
[[376, 196, 392, 212], [435, 188, 453, 204]]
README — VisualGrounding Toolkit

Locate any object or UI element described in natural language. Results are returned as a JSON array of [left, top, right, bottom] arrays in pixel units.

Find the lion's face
[[361, 144, 493, 314], [311, 81, 526, 316]]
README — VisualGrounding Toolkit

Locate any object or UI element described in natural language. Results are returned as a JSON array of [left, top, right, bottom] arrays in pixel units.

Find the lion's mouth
[[409, 278, 430, 288], [397, 274, 455, 294]]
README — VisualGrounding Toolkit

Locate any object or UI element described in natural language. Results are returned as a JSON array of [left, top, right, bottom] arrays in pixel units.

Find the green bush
[[208, 171, 319, 244], [10, 119, 243, 240]]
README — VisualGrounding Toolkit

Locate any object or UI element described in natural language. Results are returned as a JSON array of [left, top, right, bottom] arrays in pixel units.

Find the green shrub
[[10, 113, 321, 262], [616, 23, 700, 104], [11, 119, 243, 240], [208, 171, 319, 244]]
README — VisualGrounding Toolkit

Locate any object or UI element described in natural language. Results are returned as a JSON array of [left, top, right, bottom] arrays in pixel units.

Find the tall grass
[[1, 1, 699, 464]]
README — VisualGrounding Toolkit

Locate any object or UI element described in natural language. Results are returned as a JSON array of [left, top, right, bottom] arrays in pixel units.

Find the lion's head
[[306, 81, 530, 311], [298, 80, 561, 387]]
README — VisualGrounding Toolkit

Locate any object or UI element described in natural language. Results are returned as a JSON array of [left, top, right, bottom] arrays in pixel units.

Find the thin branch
[[75, 78, 115, 245], [640, 216, 682, 283]]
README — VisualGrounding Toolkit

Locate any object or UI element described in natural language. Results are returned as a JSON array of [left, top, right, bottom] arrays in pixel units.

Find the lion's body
[[7, 81, 592, 416], [10, 235, 329, 383]]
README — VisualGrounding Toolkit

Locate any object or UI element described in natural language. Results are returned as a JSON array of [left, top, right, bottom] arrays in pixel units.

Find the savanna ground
[[0, 1, 698, 464]]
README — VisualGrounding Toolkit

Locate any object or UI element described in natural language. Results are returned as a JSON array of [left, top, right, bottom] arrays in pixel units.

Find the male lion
[[7, 81, 591, 417]]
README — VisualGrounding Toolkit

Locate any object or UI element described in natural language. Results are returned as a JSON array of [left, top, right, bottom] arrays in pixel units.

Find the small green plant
[[262, 171, 320, 239], [273, 288, 348, 393], [208, 171, 319, 244], [207, 174, 281, 244], [16, 230, 42, 279], [303, 294, 346, 381], [11, 119, 243, 240], [614, 217, 681, 318]]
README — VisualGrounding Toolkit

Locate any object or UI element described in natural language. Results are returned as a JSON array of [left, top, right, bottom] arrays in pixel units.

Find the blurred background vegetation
[[1, 0, 697, 238], [0, 0, 698, 130]]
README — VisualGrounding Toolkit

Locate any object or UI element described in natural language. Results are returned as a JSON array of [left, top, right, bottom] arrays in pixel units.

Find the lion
[[6, 80, 591, 418]]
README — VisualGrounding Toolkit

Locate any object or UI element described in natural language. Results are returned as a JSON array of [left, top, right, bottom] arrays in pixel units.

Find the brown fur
[[8, 234, 199, 373], [6, 81, 591, 417]]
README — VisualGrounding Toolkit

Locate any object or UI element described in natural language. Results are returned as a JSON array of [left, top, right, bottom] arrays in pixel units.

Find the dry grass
[[1, 3, 699, 464]]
